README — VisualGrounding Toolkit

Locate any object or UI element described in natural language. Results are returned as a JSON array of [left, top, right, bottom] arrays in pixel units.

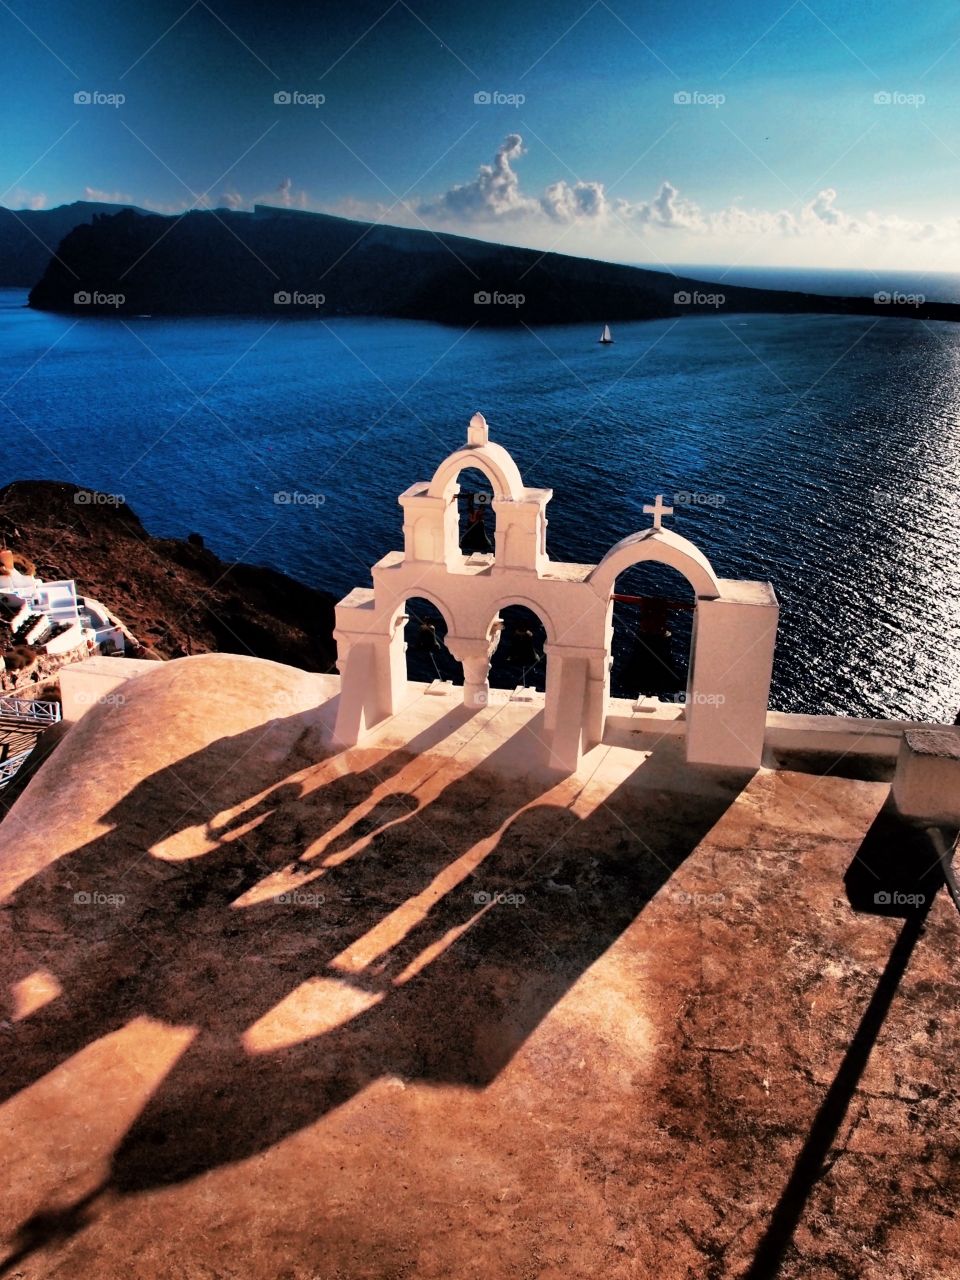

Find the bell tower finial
[[468, 412, 488, 447]]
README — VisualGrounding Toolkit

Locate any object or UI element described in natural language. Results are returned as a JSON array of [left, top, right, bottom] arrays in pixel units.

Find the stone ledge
[[904, 727, 960, 759]]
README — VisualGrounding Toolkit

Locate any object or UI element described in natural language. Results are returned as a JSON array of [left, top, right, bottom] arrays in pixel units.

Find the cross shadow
[[0, 709, 750, 1272], [742, 804, 944, 1280]]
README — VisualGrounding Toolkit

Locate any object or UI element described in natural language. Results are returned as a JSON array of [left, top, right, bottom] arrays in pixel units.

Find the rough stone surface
[[904, 728, 960, 760], [0, 655, 958, 1279]]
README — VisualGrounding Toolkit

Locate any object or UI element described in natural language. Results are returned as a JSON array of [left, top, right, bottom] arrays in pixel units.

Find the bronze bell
[[508, 627, 542, 667], [415, 622, 441, 652], [460, 508, 492, 554]]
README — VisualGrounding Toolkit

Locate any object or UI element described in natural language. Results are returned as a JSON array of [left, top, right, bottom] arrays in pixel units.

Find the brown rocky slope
[[0, 481, 337, 671]]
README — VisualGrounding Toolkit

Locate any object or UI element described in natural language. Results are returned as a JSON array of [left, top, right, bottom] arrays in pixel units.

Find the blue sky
[[2, 0, 958, 267]]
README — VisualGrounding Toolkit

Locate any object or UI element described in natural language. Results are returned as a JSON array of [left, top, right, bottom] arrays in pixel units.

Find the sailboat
[[598, 323, 614, 345]]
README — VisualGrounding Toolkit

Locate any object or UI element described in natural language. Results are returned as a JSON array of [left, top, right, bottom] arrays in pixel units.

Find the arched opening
[[488, 604, 548, 693], [402, 597, 461, 686], [453, 466, 496, 559], [609, 562, 696, 702]]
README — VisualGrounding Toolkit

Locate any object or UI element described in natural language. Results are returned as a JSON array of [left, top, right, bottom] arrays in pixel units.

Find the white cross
[[643, 494, 673, 530]]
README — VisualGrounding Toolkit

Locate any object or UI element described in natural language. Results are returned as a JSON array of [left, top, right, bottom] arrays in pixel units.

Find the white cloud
[[542, 178, 608, 222], [9, 188, 48, 210], [261, 176, 307, 210], [420, 134, 540, 220], [409, 135, 960, 261], [626, 181, 706, 232], [243, 178, 309, 211], [82, 186, 134, 205], [203, 179, 311, 212]]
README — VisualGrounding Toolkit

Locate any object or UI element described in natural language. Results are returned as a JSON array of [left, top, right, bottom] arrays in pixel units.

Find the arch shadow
[[0, 721, 749, 1270]]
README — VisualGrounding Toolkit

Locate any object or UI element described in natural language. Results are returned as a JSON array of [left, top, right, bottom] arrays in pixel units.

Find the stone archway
[[588, 527, 723, 603], [587, 525, 723, 747], [423, 415, 527, 569], [395, 595, 460, 688], [608, 561, 697, 703], [425, 416, 526, 504], [486, 598, 554, 694], [398, 414, 552, 573], [448, 466, 497, 560]]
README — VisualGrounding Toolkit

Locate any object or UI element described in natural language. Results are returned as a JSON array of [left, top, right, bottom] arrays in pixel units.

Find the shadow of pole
[[742, 899, 933, 1280]]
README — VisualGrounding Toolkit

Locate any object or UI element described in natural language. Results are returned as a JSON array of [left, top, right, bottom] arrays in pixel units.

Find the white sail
[[599, 324, 613, 343]]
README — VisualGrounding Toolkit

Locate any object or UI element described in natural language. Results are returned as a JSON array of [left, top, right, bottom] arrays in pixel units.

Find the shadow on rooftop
[[0, 702, 750, 1270], [743, 804, 943, 1280]]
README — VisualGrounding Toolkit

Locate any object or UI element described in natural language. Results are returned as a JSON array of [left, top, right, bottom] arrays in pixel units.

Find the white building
[[0, 550, 126, 666], [333, 413, 780, 774]]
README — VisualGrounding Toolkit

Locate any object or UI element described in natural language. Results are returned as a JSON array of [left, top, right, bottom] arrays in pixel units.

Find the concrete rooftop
[[0, 654, 957, 1279]]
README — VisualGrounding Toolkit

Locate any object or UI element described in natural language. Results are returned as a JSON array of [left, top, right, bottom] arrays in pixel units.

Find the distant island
[[16, 203, 960, 326], [0, 200, 149, 287]]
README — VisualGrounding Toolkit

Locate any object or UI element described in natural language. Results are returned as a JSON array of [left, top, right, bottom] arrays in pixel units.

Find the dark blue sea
[[1, 268, 958, 722]]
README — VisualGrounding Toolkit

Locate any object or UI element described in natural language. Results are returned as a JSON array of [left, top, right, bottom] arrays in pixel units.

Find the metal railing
[[0, 696, 62, 724], [0, 748, 34, 788]]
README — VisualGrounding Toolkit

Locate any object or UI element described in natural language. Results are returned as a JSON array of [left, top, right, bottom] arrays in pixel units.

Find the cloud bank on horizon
[[233, 133, 951, 271], [371, 134, 954, 266], [11, 132, 955, 272]]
